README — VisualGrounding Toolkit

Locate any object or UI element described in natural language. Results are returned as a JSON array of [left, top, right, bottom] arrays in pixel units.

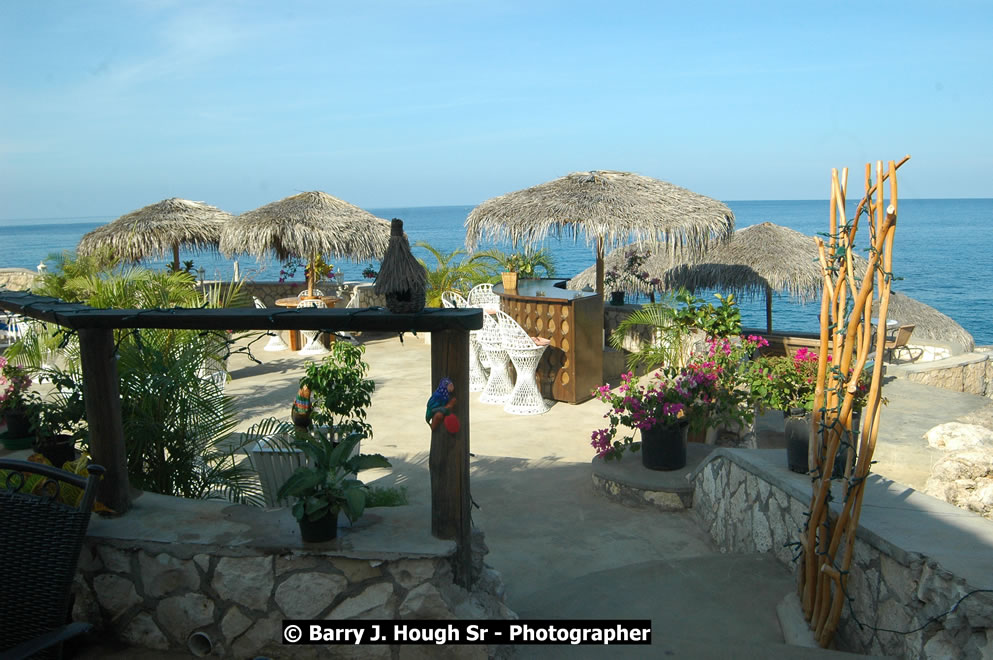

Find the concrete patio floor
[[219, 331, 987, 657], [9, 329, 990, 658]]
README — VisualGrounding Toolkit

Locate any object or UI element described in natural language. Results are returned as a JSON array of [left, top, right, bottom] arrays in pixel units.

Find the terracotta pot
[[640, 421, 689, 471]]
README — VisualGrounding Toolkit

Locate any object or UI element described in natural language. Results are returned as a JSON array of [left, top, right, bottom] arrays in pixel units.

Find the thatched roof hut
[[219, 191, 390, 263], [465, 170, 734, 293], [77, 198, 231, 270], [885, 291, 975, 351]]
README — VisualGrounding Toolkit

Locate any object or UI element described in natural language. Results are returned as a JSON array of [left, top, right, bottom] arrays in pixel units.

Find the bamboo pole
[[798, 156, 907, 647]]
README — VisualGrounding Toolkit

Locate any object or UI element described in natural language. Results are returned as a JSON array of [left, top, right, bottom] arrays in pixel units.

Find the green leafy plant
[[300, 342, 376, 440], [610, 294, 689, 372], [366, 485, 408, 508], [276, 430, 391, 524], [9, 252, 258, 504], [501, 248, 556, 279], [674, 291, 742, 339], [415, 242, 498, 307]]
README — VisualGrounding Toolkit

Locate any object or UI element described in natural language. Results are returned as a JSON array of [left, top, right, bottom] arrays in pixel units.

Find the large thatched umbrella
[[219, 191, 390, 295], [77, 198, 232, 270], [660, 222, 834, 332], [464, 170, 734, 294], [885, 291, 975, 351]]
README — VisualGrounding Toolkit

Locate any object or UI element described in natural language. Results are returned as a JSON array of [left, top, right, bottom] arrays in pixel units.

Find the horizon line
[[2, 196, 991, 224]]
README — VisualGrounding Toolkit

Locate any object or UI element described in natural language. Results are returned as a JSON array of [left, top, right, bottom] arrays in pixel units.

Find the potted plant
[[591, 360, 727, 470], [247, 342, 377, 509], [0, 356, 34, 444], [277, 429, 391, 542], [27, 370, 88, 468], [749, 347, 819, 472], [301, 342, 375, 442]]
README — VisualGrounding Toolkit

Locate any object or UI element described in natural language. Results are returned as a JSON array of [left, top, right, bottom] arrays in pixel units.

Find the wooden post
[[765, 284, 774, 333], [429, 329, 473, 587], [78, 328, 131, 514]]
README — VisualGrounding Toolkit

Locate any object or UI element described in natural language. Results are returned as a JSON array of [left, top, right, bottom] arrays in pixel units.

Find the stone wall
[[691, 449, 993, 659], [892, 351, 993, 399], [0, 267, 39, 291], [72, 493, 514, 658]]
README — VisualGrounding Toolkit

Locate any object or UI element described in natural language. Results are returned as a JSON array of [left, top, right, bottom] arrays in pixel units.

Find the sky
[[1, 0, 991, 220]]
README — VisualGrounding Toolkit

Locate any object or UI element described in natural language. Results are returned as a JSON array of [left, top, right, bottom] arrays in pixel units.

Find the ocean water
[[1, 199, 990, 344]]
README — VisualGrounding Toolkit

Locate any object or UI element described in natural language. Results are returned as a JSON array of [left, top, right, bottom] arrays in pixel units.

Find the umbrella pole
[[766, 285, 773, 333], [595, 238, 605, 295], [172, 243, 180, 272]]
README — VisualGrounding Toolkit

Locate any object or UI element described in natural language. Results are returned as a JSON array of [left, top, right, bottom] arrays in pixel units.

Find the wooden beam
[[77, 328, 131, 514], [0, 291, 483, 333], [429, 329, 473, 587]]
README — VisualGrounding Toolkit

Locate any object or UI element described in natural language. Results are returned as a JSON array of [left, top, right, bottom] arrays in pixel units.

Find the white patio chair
[[442, 291, 489, 391], [441, 290, 468, 309], [477, 313, 513, 405], [495, 310, 550, 415], [253, 297, 289, 352], [296, 298, 329, 356], [298, 288, 325, 298], [468, 283, 499, 312]]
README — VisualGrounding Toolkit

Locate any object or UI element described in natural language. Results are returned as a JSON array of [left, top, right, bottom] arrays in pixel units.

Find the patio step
[[591, 442, 717, 511], [513, 553, 879, 659]]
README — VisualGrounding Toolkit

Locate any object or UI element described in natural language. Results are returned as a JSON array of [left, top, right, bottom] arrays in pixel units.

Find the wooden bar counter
[[494, 279, 603, 404]]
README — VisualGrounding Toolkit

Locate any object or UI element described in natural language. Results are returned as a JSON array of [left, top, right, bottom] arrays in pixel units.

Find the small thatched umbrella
[[661, 222, 836, 332], [374, 218, 428, 313], [885, 291, 975, 351], [465, 170, 734, 294], [219, 191, 390, 295], [77, 198, 231, 270]]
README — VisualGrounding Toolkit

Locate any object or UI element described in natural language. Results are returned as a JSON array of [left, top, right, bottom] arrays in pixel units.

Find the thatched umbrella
[[464, 170, 734, 294], [77, 198, 231, 270], [885, 291, 975, 351], [660, 222, 835, 332], [219, 191, 390, 295]]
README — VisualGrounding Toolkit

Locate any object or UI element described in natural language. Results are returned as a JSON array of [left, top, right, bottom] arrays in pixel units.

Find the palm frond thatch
[[77, 198, 231, 265], [662, 222, 828, 302], [375, 219, 427, 295], [465, 170, 734, 255], [885, 291, 975, 351], [218, 191, 390, 262]]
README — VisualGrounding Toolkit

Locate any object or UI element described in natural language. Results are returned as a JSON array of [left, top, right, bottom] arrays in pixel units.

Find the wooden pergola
[[0, 291, 482, 585]]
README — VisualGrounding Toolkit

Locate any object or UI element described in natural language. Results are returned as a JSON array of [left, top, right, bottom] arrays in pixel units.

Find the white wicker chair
[[467, 283, 499, 312], [298, 288, 325, 298], [443, 291, 489, 392], [477, 313, 513, 405], [296, 298, 329, 356], [253, 297, 289, 352], [495, 310, 550, 415], [441, 290, 468, 309]]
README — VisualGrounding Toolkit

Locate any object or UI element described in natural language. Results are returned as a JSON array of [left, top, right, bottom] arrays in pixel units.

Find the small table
[[273, 297, 341, 351]]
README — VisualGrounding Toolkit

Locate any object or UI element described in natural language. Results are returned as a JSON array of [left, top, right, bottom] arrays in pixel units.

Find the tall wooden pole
[[429, 329, 473, 587], [78, 328, 131, 514]]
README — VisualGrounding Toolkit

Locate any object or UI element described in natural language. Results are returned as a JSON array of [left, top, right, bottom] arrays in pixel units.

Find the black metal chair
[[0, 458, 104, 660]]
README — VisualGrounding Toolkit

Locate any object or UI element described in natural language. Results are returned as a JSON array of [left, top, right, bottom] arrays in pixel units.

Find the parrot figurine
[[291, 385, 313, 428], [425, 377, 458, 432]]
